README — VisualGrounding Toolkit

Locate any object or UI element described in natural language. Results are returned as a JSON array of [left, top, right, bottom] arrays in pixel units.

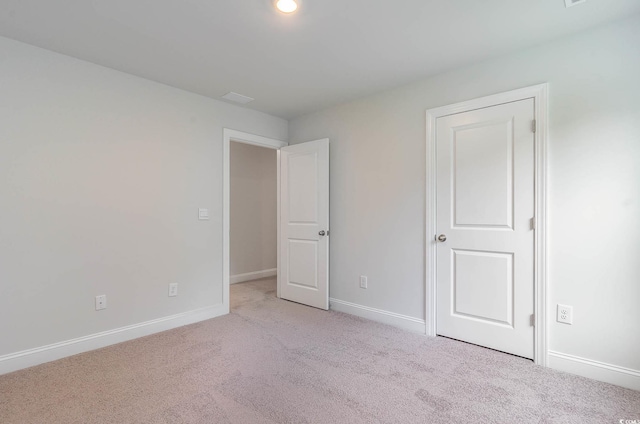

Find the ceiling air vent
[[221, 92, 255, 104], [564, 0, 586, 8]]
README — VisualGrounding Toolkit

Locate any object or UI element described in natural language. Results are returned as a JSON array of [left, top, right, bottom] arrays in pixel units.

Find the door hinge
[[530, 217, 536, 231], [530, 314, 535, 327], [532, 119, 537, 133]]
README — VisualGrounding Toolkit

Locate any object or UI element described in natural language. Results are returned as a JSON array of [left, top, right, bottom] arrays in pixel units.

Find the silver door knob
[[437, 234, 447, 242], [319, 230, 326, 236]]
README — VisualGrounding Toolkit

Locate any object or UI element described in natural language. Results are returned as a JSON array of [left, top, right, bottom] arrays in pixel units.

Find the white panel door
[[436, 99, 535, 359], [280, 139, 329, 310]]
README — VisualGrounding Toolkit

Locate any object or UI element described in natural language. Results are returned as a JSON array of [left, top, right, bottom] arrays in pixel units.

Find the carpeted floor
[[1, 277, 638, 423]]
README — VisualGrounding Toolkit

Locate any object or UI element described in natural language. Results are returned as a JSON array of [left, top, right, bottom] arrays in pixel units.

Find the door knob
[[437, 234, 447, 242], [319, 230, 326, 236]]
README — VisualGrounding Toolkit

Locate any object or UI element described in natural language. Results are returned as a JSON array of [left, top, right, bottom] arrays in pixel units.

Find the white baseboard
[[0, 304, 227, 376], [230, 268, 277, 284], [548, 350, 640, 391], [329, 298, 426, 334]]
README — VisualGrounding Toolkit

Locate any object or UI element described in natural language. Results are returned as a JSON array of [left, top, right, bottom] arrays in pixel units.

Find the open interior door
[[279, 139, 329, 310]]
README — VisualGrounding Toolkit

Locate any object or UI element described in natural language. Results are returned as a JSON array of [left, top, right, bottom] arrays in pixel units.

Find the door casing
[[425, 84, 549, 366], [222, 129, 288, 314]]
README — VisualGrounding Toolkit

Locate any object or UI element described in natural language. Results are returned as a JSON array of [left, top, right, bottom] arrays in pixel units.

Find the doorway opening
[[222, 129, 288, 314], [229, 141, 278, 309]]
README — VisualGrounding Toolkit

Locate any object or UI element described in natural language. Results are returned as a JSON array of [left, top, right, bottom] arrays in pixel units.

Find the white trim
[[276, 150, 282, 299], [425, 106, 438, 338], [0, 304, 226, 375], [425, 84, 549, 366], [330, 298, 426, 334], [222, 129, 287, 313], [223, 129, 288, 150], [230, 268, 277, 284], [548, 351, 640, 391], [533, 85, 549, 366]]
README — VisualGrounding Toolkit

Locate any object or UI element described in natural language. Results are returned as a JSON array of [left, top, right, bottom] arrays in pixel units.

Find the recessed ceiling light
[[276, 0, 298, 14]]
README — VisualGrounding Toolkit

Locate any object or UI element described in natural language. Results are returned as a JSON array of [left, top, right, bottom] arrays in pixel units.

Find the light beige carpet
[[1, 277, 638, 423]]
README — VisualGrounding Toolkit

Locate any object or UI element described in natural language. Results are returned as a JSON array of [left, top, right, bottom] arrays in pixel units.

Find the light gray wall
[[0, 36, 287, 356], [289, 15, 640, 371], [230, 142, 277, 276]]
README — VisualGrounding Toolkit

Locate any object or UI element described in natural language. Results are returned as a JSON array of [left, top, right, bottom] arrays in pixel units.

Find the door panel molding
[[425, 84, 548, 366]]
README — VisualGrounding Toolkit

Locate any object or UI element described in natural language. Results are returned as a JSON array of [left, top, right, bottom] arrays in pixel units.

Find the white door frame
[[222, 129, 288, 313], [425, 84, 549, 366]]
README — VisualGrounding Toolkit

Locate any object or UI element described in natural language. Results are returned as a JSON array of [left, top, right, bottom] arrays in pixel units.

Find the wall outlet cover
[[359, 276, 367, 289], [557, 304, 573, 324], [95, 295, 107, 311]]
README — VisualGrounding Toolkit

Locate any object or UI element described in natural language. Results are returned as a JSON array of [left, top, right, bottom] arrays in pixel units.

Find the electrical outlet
[[557, 304, 573, 324], [359, 276, 367, 289], [95, 295, 107, 311], [168, 283, 178, 297]]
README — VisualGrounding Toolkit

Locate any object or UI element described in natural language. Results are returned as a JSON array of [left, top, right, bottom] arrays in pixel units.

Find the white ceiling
[[1, 0, 639, 119]]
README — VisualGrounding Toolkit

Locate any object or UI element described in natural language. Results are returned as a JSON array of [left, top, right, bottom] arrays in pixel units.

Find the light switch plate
[[198, 208, 210, 220]]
